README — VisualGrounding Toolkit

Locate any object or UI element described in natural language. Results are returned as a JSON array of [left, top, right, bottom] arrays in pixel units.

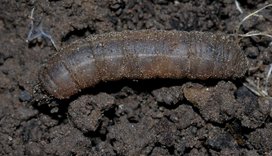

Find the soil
[[1, 0, 272, 155]]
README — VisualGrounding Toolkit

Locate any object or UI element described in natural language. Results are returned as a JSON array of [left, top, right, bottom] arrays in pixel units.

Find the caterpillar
[[39, 30, 248, 99]]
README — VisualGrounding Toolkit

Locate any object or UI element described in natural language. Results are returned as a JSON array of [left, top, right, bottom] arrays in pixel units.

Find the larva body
[[40, 30, 248, 99]]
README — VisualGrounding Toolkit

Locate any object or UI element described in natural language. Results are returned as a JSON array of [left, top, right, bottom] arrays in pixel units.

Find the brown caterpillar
[[39, 30, 248, 99]]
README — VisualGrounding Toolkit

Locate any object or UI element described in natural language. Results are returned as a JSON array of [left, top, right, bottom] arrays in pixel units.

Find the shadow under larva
[[39, 30, 248, 99]]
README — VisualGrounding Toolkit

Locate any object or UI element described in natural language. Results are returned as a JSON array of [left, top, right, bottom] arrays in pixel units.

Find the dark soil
[[1, 0, 272, 155]]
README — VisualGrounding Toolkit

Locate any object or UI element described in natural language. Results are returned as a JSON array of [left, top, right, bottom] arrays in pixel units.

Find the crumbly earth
[[1, 0, 272, 155]]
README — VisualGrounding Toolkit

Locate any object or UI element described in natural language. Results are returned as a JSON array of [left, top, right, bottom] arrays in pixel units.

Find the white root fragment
[[26, 8, 58, 51], [235, 0, 243, 14]]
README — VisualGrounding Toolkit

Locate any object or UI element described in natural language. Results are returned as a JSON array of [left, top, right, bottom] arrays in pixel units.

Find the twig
[[236, 3, 272, 33], [244, 64, 272, 98], [238, 4, 272, 98], [265, 64, 272, 94], [244, 78, 267, 97], [238, 31, 272, 38]]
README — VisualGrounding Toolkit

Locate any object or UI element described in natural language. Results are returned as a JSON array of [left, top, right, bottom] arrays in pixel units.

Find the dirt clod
[[183, 81, 239, 123], [152, 86, 184, 106]]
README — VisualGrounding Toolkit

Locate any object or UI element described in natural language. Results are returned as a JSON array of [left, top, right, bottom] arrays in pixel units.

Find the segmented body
[[40, 30, 248, 99]]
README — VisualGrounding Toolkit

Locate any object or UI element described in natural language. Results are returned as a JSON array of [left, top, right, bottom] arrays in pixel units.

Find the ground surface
[[1, 0, 272, 155]]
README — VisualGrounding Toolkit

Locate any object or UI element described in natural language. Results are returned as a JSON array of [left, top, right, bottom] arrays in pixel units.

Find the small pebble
[[19, 90, 32, 102]]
